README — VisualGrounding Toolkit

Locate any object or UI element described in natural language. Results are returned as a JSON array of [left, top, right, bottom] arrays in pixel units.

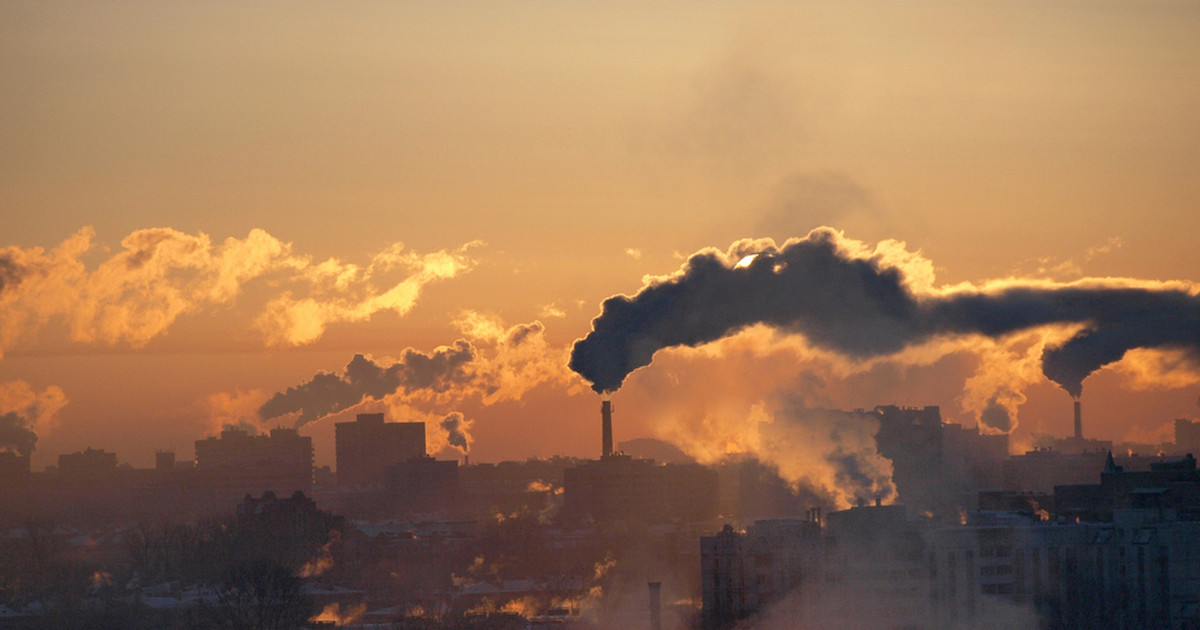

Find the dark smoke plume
[[0, 254, 23, 294], [439, 412, 472, 453], [979, 398, 1013, 434], [260, 341, 476, 427], [0, 411, 38, 456], [570, 229, 1200, 396]]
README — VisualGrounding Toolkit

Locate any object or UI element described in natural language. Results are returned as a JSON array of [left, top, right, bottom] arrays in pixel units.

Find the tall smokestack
[[648, 581, 662, 630], [601, 400, 613, 458], [1074, 397, 1082, 441]]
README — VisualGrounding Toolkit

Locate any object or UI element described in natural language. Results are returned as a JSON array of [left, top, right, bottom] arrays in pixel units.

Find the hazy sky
[[3, 1, 1199, 472]]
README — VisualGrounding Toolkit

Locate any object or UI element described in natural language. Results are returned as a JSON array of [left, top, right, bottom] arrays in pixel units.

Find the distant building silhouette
[[874, 405, 946, 510], [1176, 418, 1200, 454], [384, 456, 459, 515], [194, 426, 313, 501], [1004, 449, 1111, 493], [58, 447, 118, 476], [701, 518, 823, 628], [335, 413, 425, 487], [562, 454, 718, 523], [155, 449, 176, 471], [702, 454, 1200, 630], [0, 451, 30, 491]]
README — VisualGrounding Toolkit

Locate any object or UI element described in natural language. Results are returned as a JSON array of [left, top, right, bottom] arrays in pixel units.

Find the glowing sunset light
[[5, 5, 1200, 629], [0, 0, 1197, 480]]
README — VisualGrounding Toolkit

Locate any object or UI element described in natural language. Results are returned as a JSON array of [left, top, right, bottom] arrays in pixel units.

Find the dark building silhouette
[[942, 422, 1008, 499], [701, 517, 823, 629], [1176, 418, 1200, 454], [194, 426, 313, 501], [456, 457, 579, 520], [703, 452, 1200, 630], [235, 490, 344, 572], [874, 405, 946, 511], [562, 454, 718, 523], [716, 456, 823, 521], [335, 413, 425, 487], [155, 449, 176, 471], [58, 447, 118, 476], [1055, 452, 1200, 522], [1004, 449, 1111, 494], [384, 456, 459, 516], [0, 450, 31, 485], [618, 437, 695, 464]]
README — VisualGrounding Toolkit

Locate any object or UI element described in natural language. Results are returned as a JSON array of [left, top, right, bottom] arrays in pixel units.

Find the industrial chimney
[[648, 581, 662, 630], [1073, 397, 1083, 441], [601, 400, 613, 458]]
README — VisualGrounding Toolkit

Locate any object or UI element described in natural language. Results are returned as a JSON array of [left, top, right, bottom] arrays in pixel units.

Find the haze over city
[[5, 3, 1200, 629], [4, 1, 1199, 474]]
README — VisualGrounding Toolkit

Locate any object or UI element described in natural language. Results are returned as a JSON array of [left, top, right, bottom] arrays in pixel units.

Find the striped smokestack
[[601, 400, 613, 458]]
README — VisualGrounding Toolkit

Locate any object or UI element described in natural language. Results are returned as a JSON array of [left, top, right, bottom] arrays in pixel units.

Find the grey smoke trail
[[439, 412, 472, 453], [0, 254, 22, 294], [0, 411, 37, 456], [569, 229, 1200, 396], [259, 341, 476, 427]]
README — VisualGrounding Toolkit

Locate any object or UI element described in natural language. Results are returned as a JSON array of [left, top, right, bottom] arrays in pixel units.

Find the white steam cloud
[[0, 227, 478, 355]]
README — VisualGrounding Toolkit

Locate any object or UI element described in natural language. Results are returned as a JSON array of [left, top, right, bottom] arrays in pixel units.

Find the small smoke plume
[[767, 402, 896, 507], [954, 328, 1069, 434], [439, 412, 473, 454], [199, 389, 270, 436], [570, 228, 1200, 399], [653, 381, 895, 509], [0, 412, 37, 456], [978, 398, 1013, 434], [258, 342, 476, 427], [0, 380, 68, 456]]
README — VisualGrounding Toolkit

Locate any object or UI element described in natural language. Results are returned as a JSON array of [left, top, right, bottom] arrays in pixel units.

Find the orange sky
[[2, 1, 1199, 472]]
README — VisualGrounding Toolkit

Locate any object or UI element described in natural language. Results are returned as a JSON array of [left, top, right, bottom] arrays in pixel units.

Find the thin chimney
[[1073, 397, 1083, 441], [648, 581, 662, 630], [601, 400, 613, 458]]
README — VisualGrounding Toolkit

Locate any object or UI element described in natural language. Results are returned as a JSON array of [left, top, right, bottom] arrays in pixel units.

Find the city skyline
[[3, 1, 1200, 475]]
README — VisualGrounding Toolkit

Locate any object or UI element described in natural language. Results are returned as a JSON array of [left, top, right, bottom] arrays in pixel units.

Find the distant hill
[[616, 438, 696, 464]]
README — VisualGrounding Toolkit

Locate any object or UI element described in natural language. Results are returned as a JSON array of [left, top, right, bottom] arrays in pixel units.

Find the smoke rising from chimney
[[978, 398, 1014, 434], [259, 343, 476, 427], [0, 380, 68, 456], [256, 314, 572, 455], [0, 411, 37, 456], [570, 229, 1200, 399], [439, 411, 473, 453]]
